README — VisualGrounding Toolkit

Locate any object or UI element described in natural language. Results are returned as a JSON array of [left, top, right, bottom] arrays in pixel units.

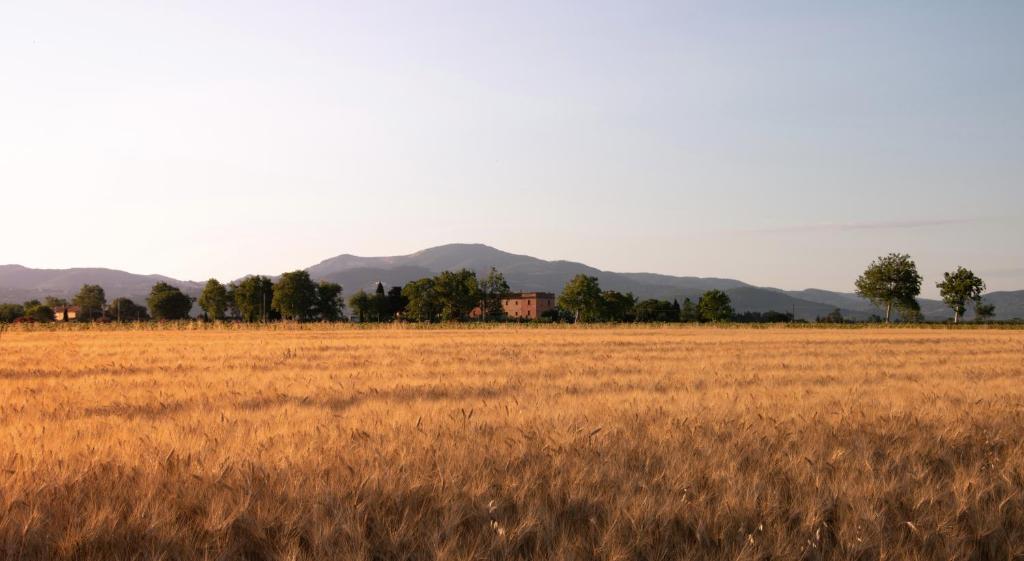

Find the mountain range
[[2, 244, 1022, 321]]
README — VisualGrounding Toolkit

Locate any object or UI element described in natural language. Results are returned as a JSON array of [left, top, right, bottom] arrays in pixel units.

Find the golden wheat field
[[0, 325, 1023, 561]]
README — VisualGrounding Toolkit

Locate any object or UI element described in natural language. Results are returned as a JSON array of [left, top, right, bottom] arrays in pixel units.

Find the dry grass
[[1, 325, 1023, 560]]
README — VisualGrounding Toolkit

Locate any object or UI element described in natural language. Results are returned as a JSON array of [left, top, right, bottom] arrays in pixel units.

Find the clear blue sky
[[2, 1, 1022, 296]]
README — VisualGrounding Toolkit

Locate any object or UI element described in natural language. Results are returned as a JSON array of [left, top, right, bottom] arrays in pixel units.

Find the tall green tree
[[402, 279, 439, 322], [478, 267, 511, 321], [106, 298, 149, 321], [225, 284, 237, 318], [558, 275, 603, 322], [433, 269, 480, 321], [635, 299, 679, 322], [600, 290, 636, 322], [818, 308, 845, 324], [897, 298, 924, 323], [386, 286, 408, 319], [975, 301, 996, 322], [43, 297, 68, 308], [854, 253, 922, 323], [697, 290, 734, 322], [680, 298, 699, 322], [73, 284, 106, 320], [272, 270, 319, 321], [370, 282, 390, 322], [936, 267, 986, 324], [0, 304, 25, 323], [22, 303, 55, 322], [231, 276, 275, 322], [315, 281, 345, 321], [198, 279, 230, 320], [147, 282, 193, 320], [348, 290, 372, 322]]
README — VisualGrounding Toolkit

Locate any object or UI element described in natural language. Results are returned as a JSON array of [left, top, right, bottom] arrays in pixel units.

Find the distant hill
[[308, 243, 752, 304], [726, 287, 873, 321], [783, 288, 875, 312], [309, 243, 752, 299], [0, 265, 202, 305], [977, 290, 1024, 320], [306, 244, 868, 321], [3, 244, 1021, 321]]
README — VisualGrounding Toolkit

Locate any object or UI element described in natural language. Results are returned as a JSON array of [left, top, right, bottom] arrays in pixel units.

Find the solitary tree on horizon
[[936, 267, 986, 324], [854, 253, 922, 323]]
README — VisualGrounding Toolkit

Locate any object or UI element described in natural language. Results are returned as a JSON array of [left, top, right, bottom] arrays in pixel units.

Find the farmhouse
[[473, 292, 556, 320], [53, 306, 80, 321]]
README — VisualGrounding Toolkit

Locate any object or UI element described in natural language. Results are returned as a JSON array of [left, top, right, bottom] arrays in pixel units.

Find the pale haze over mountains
[[2, 244, 1021, 321]]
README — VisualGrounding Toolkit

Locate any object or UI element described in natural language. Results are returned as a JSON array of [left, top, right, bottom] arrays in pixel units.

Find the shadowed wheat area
[[1, 326, 1023, 560]]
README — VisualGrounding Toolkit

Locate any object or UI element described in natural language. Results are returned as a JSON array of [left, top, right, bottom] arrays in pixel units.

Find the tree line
[[0, 267, 734, 325], [341, 269, 742, 324], [0, 253, 999, 324], [348, 268, 510, 323], [0, 274, 344, 324], [554, 274, 737, 323]]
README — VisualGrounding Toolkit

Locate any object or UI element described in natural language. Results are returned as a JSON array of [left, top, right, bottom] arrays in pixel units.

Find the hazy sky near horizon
[[2, 1, 1022, 296]]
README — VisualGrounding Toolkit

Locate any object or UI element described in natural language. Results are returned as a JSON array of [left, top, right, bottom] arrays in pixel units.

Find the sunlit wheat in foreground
[[1, 325, 1023, 560]]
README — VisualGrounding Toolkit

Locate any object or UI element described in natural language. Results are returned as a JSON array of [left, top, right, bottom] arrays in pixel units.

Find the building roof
[[502, 292, 555, 299]]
